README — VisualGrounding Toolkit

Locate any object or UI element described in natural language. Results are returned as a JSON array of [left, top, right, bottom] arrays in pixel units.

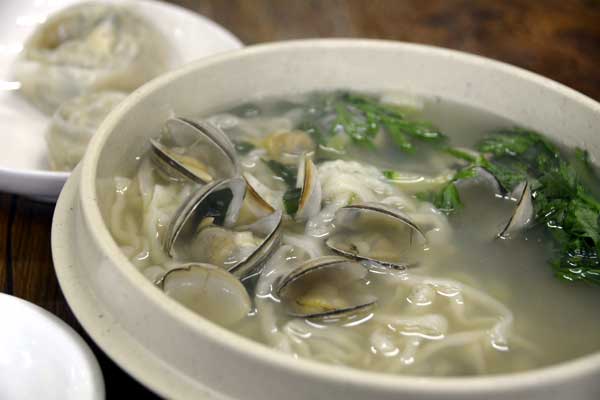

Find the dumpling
[[14, 3, 168, 114], [46, 90, 127, 171]]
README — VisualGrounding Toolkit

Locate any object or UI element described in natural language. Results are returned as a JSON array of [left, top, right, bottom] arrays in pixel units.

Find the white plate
[[0, 0, 242, 201], [0, 293, 105, 400]]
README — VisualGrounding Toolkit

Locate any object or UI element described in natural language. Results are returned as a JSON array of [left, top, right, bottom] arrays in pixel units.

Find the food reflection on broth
[[108, 91, 600, 377]]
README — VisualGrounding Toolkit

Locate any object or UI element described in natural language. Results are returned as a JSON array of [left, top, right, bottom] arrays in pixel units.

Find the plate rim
[[0, 291, 105, 400]]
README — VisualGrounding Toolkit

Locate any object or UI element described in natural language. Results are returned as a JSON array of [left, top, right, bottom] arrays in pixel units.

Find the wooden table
[[1, 0, 599, 398]]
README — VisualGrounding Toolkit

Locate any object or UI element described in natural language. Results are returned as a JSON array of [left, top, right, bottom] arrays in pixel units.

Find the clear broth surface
[[110, 91, 600, 377]]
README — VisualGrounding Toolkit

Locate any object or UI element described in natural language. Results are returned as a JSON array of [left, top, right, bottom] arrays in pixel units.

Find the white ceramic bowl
[[51, 39, 600, 400]]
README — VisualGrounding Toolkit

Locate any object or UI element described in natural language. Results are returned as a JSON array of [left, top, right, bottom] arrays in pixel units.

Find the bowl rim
[[78, 38, 600, 394]]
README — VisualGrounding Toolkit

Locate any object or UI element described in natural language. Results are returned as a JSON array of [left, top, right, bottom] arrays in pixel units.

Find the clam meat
[[326, 203, 427, 268], [164, 177, 246, 258], [164, 176, 283, 279], [262, 130, 316, 165], [150, 117, 239, 184], [276, 256, 377, 319]]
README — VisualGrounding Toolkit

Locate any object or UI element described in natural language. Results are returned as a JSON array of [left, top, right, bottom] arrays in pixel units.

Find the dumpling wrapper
[[46, 90, 127, 171], [14, 3, 168, 114]]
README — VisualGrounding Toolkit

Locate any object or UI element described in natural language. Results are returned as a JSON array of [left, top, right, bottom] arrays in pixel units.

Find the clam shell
[[155, 263, 251, 326], [150, 117, 239, 184], [498, 181, 533, 238], [276, 256, 377, 319], [262, 130, 316, 165], [455, 169, 534, 239], [164, 177, 246, 258], [455, 166, 504, 195], [295, 155, 322, 221], [242, 172, 276, 218], [229, 209, 283, 279], [177, 117, 238, 164], [326, 203, 427, 268]]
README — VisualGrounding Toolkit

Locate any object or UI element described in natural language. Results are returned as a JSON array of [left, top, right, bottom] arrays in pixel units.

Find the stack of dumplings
[[14, 2, 169, 171]]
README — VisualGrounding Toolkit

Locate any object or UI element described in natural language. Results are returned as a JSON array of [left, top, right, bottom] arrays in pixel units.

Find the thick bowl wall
[[72, 39, 600, 400]]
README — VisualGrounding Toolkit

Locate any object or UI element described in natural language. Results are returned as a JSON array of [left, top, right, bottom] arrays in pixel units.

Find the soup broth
[[108, 91, 600, 377]]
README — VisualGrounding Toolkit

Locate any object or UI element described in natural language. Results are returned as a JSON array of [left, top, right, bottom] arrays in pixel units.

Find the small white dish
[[0, 293, 104, 400], [0, 0, 242, 201]]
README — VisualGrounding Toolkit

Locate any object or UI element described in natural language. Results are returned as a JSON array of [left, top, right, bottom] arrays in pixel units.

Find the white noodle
[[105, 97, 551, 377], [282, 233, 326, 259]]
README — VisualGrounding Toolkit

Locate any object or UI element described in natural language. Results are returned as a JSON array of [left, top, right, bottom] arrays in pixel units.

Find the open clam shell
[[262, 130, 316, 166], [178, 117, 238, 163], [164, 177, 246, 258], [166, 175, 284, 280], [242, 172, 277, 219], [276, 256, 377, 319], [228, 210, 283, 279], [150, 117, 239, 184], [229, 209, 284, 279], [498, 181, 533, 238], [155, 263, 251, 326], [326, 203, 427, 269], [455, 169, 533, 239], [295, 155, 322, 221], [225, 175, 284, 278]]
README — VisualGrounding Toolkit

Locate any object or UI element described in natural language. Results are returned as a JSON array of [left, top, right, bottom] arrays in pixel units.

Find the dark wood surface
[[1, 1, 599, 398]]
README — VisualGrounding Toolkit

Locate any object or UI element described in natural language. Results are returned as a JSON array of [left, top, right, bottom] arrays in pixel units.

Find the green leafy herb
[[263, 159, 297, 187], [234, 141, 255, 155], [572, 148, 600, 200], [263, 158, 302, 216], [417, 183, 463, 213], [423, 127, 600, 286], [415, 164, 478, 213], [341, 92, 445, 152], [386, 123, 413, 152], [332, 102, 377, 148], [437, 184, 462, 212], [478, 127, 559, 158], [298, 92, 445, 156], [283, 188, 302, 215], [444, 147, 477, 162], [477, 158, 528, 191], [383, 170, 398, 180], [478, 131, 539, 157], [529, 153, 600, 285]]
